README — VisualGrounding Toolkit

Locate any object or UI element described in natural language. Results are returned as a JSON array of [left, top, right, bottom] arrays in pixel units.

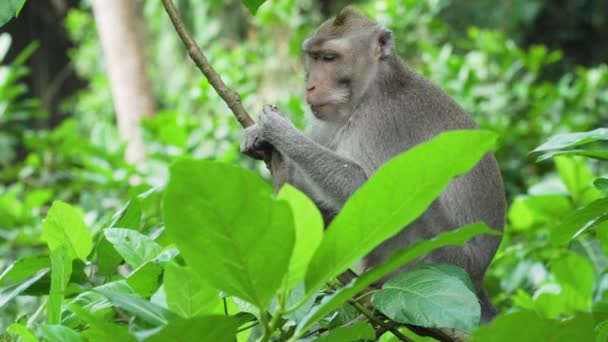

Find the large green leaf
[[532, 128, 608, 152], [295, 223, 498, 335], [241, 0, 266, 14], [371, 264, 480, 332], [96, 288, 178, 326], [104, 228, 163, 269], [277, 185, 323, 290], [469, 311, 594, 342], [314, 322, 375, 342], [0, 0, 25, 27], [47, 247, 72, 324], [305, 130, 497, 292], [42, 201, 92, 261], [549, 197, 608, 245], [163, 263, 223, 318], [164, 159, 295, 308]]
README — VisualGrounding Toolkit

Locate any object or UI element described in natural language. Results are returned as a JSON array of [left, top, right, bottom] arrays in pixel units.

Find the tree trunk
[[90, 0, 156, 164]]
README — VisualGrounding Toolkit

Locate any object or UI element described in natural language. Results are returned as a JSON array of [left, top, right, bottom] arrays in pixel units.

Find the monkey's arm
[[243, 105, 368, 206]]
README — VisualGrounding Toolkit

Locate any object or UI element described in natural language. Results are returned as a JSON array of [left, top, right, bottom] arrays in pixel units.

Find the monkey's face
[[302, 41, 354, 123], [302, 8, 395, 123]]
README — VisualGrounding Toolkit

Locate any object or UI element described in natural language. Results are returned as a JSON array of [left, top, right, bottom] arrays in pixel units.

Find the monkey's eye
[[321, 53, 337, 62]]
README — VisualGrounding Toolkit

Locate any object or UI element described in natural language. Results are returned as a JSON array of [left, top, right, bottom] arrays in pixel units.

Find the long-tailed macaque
[[241, 7, 505, 323]]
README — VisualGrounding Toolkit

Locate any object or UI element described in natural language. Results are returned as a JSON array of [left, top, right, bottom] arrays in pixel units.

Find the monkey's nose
[[306, 85, 316, 92]]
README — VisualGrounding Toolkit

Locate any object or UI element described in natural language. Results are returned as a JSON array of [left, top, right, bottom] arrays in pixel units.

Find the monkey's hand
[[240, 124, 271, 160], [241, 105, 294, 160]]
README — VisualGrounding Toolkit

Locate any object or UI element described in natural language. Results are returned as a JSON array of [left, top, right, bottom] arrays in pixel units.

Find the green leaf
[[104, 228, 163, 269], [164, 263, 223, 318], [507, 195, 571, 231], [277, 184, 323, 290], [42, 201, 93, 261], [96, 287, 177, 326], [96, 237, 123, 277], [536, 149, 608, 162], [314, 322, 375, 342], [0, 255, 49, 285], [595, 320, 608, 342], [554, 156, 601, 205], [47, 247, 72, 324], [164, 159, 295, 308], [550, 252, 594, 308], [372, 264, 480, 332], [295, 223, 497, 335], [532, 128, 608, 152], [549, 198, 608, 245], [144, 315, 239, 342], [570, 236, 608, 277], [305, 130, 497, 293], [38, 324, 81, 342], [595, 178, 608, 191], [68, 303, 136, 342], [127, 261, 163, 298], [0, 0, 26, 27], [7, 323, 39, 342], [111, 199, 142, 230], [0, 269, 48, 307], [241, 0, 266, 14], [469, 311, 594, 342]]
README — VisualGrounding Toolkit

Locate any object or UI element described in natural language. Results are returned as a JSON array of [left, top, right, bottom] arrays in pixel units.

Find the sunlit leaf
[[164, 159, 295, 308]]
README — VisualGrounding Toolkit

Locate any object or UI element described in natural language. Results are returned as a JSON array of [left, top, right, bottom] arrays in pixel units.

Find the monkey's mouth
[[310, 103, 336, 115]]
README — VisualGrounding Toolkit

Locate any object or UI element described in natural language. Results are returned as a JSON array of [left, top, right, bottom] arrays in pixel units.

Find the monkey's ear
[[375, 28, 394, 59]]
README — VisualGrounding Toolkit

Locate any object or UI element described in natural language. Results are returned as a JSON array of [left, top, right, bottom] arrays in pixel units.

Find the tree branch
[[160, 0, 255, 128]]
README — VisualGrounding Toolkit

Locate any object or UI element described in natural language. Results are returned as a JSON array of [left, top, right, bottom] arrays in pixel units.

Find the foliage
[[0, 0, 26, 27]]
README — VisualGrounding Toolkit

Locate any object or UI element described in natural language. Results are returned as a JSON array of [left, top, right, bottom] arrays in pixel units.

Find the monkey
[[240, 7, 506, 325]]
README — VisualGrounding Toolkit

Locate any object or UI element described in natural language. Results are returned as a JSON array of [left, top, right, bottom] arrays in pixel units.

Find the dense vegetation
[[0, 0, 607, 341]]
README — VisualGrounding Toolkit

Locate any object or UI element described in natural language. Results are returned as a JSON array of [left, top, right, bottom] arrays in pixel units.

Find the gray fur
[[241, 9, 505, 324]]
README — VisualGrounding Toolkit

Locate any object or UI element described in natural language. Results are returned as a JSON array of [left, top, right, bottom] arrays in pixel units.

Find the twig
[[160, 0, 255, 128]]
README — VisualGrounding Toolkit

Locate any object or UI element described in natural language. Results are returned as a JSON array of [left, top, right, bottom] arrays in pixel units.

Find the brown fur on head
[[301, 7, 396, 123], [316, 7, 377, 36]]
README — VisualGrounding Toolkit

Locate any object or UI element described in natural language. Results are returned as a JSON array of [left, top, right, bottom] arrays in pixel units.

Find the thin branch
[[160, 0, 255, 128]]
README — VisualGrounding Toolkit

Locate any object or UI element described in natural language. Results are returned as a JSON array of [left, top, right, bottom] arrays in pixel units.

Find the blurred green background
[[1, 0, 607, 334]]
